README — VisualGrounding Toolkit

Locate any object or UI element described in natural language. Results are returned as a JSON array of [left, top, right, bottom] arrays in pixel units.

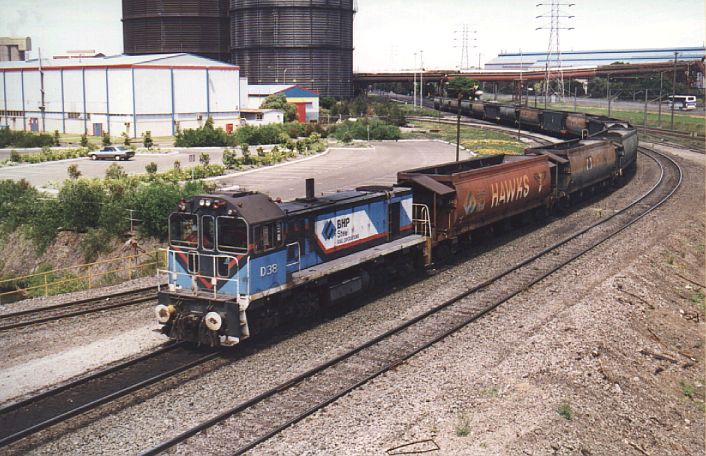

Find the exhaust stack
[[305, 178, 315, 201]]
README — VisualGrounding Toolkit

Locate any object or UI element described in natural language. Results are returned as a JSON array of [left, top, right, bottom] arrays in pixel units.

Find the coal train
[[154, 98, 638, 347]]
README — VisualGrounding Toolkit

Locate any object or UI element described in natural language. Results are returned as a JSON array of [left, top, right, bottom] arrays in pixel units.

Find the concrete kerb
[[203, 147, 333, 182]]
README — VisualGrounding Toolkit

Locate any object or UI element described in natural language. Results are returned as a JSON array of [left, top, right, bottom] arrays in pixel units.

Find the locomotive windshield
[[218, 217, 248, 253], [169, 214, 198, 248]]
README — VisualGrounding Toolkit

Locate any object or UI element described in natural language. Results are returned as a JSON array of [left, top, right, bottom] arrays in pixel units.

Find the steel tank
[[122, 0, 230, 61], [230, 0, 355, 98]]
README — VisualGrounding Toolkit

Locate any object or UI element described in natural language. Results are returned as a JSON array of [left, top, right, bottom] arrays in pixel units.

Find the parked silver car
[[88, 146, 135, 161]]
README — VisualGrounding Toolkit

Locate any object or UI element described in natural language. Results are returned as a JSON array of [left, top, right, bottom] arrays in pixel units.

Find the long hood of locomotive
[[313, 199, 413, 256]]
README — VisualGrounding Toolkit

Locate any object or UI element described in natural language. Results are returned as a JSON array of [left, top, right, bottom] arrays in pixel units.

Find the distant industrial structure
[[122, 0, 230, 62], [230, 0, 355, 98], [484, 47, 706, 70], [121, 0, 355, 98], [0, 37, 31, 62], [0, 54, 241, 137]]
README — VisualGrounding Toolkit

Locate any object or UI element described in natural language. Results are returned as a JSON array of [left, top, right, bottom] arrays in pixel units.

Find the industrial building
[[0, 53, 241, 138], [0, 37, 31, 62], [485, 46, 706, 70], [245, 84, 320, 123], [122, 0, 355, 98]]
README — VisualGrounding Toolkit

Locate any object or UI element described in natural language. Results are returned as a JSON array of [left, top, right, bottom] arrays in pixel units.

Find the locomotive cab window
[[254, 222, 284, 252], [202, 216, 215, 250], [217, 217, 248, 253], [170, 214, 198, 248]]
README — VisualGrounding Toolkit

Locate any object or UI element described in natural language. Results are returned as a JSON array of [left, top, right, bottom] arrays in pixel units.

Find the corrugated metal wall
[[230, 0, 355, 98], [123, 0, 230, 61]]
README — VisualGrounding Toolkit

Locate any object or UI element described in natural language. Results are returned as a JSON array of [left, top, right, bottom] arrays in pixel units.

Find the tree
[[260, 94, 297, 122], [58, 180, 105, 231], [446, 77, 479, 99], [53, 130, 61, 147], [122, 132, 131, 146], [80, 133, 89, 148], [143, 131, 154, 149], [67, 164, 81, 179], [101, 132, 112, 147], [145, 162, 158, 175]]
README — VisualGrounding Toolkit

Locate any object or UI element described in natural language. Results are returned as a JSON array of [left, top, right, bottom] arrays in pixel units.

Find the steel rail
[[0, 342, 219, 448], [141, 147, 681, 456]]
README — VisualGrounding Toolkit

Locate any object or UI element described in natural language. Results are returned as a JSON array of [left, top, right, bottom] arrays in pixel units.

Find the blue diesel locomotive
[[155, 179, 429, 346]]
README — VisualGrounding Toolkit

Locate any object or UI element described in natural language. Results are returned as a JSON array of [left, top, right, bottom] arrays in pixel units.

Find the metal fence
[[0, 250, 165, 303]]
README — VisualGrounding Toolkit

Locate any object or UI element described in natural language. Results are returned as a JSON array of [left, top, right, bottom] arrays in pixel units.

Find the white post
[[419, 50, 424, 109]]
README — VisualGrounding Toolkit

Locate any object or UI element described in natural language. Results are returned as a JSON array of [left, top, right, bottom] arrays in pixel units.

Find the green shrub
[[0, 129, 54, 148], [80, 133, 89, 147], [143, 130, 154, 149], [145, 162, 158, 175], [199, 152, 210, 166], [106, 163, 127, 180], [175, 116, 229, 147], [331, 118, 401, 142], [53, 130, 61, 146], [122, 132, 131, 146], [58, 179, 105, 231], [67, 164, 81, 179], [102, 132, 112, 146]]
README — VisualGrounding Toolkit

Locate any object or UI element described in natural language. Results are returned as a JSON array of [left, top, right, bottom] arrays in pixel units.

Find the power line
[[536, 1, 575, 105], [453, 24, 477, 70]]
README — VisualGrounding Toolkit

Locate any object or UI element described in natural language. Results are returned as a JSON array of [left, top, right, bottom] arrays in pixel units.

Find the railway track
[[0, 286, 159, 332], [0, 343, 219, 448], [406, 114, 559, 146], [140, 146, 681, 456]]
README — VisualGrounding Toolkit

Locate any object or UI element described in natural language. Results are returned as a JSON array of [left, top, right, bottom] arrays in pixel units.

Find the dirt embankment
[[0, 230, 162, 284]]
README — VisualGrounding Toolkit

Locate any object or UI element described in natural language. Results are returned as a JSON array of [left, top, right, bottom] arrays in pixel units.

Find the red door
[[294, 103, 307, 124]]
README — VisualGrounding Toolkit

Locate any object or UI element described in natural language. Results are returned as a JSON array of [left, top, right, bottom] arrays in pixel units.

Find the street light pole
[[456, 93, 462, 162], [419, 50, 424, 109], [671, 51, 678, 130], [658, 71, 663, 126]]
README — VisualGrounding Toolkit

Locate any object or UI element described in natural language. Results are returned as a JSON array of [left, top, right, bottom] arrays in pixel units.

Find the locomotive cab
[[156, 192, 288, 347]]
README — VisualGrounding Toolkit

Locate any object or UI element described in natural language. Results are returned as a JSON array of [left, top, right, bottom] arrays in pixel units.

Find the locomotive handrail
[[158, 248, 243, 300], [412, 203, 432, 238]]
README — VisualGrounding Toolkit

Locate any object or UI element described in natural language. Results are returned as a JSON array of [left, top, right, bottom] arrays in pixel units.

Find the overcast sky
[[1, 0, 703, 71]]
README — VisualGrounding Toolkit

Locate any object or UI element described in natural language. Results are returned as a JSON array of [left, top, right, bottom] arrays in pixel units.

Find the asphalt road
[[0, 148, 226, 188], [0, 141, 465, 194], [211, 141, 464, 200]]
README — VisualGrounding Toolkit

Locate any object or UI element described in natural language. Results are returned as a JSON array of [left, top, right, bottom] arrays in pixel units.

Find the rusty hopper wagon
[[525, 139, 619, 200], [398, 154, 552, 247]]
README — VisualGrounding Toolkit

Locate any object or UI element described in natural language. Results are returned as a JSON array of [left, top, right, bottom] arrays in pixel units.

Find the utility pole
[[658, 71, 663, 126], [536, 1, 575, 103], [38, 48, 46, 133], [671, 51, 678, 129], [413, 52, 418, 110], [456, 93, 462, 162], [607, 74, 611, 116], [643, 89, 648, 126], [419, 50, 424, 109]]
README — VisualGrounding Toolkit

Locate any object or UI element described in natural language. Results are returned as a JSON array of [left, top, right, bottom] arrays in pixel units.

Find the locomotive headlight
[[155, 304, 174, 324], [199, 199, 205, 207], [204, 312, 222, 331]]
